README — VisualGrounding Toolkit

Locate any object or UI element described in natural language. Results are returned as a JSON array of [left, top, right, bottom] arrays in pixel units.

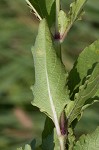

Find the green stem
[[55, 2, 66, 150], [55, 0, 60, 35], [55, 0, 62, 60], [54, 41, 61, 59], [59, 136, 66, 150]]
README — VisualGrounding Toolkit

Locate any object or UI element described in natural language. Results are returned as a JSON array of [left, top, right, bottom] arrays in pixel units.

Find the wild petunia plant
[[17, 0, 99, 150]]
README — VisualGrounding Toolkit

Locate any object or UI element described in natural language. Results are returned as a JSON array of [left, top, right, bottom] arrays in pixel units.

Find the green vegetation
[[0, 0, 99, 150]]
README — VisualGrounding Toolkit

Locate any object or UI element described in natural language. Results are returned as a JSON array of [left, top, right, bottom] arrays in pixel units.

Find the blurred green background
[[0, 0, 99, 149]]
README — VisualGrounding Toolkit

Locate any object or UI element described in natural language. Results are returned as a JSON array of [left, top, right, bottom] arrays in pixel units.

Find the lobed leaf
[[68, 128, 76, 150], [68, 40, 99, 99], [69, 0, 87, 23], [66, 40, 99, 125], [66, 63, 99, 125], [60, 0, 87, 42], [73, 126, 99, 150]]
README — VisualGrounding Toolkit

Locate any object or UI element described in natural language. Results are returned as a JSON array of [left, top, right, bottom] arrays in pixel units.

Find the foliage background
[[0, 0, 99, 149]]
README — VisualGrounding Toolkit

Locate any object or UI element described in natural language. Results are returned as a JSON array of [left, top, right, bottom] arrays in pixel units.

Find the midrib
[[44, 29, 61, 136]]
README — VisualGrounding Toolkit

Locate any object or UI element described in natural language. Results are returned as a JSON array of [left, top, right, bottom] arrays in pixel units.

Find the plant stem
[[54, 0, 62, 62], [55, 0, 60, 35], [59, 136, 66, 150], [55, 2, 66, 149], [54, 40, 62, 59]]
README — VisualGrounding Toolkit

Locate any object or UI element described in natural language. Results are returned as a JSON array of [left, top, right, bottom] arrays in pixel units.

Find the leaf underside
[[18, 1, 99, 150], [31, 19, 70, 121]]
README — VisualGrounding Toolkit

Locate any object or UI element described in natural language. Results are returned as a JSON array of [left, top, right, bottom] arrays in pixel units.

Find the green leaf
[[69, 0, 87, 23], [26, 0, 55, 26], [30, 139, 36, 150], [60, 0, 87, 42], [42, 117, 54, 150], [17, 140, 36, 150], [66, 63, 99, 125], [68, 40, 99, 99], [31, 19, 70, 121], [67, 40, 99, 124], [24, 145, 32, 150], [58, 10, 68, 37], [68, 128, 75, 150], [17, 148, 23, 150], [94, 90, 99, 98], [73, 126, 99, 150], [17, 147, 23, 150], [17, 144, 32, 150]]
